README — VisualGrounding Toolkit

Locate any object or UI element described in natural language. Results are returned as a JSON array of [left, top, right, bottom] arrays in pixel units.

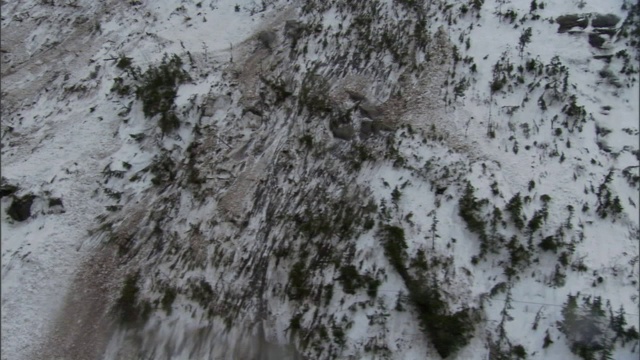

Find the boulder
[[588, 33, 606, 48], [48, 197, 66, 214], [345, 90, 367, 103], [285, 20, 304, 39], [7, 194, 35, 222], [360, 120, 375, 137], [330, 122, 355, 141], [556, 14, 588, 33], [359, 102, 383, 120], [0, 177, 18, 198], [257, 30, 277, 50], [591, 13, 620, 28], [372, 120, 394, 132]]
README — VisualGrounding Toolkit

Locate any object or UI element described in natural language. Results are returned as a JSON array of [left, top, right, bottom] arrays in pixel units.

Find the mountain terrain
[[1, 0, 639, 359]]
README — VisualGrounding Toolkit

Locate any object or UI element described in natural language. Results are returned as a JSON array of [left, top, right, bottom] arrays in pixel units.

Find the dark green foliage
[[518, 27, 533, 55], [111, 77, 132, 96], [528, 180, 535, 191], [559, 251, 570, 267], [382, 225, 408, 278], [363, 217, 375, 231], [596, 170, 623, 218], [491, 75, 507, 93], [527, 207, 547, 234], [539, 235, 559, 252], [290, 313, 303, 332], [332, 325, 346, 346], [490, 181, 500, 196], [339, 265, 362, 294], [506, 235, 531, 273], [189, 279, 214, 309], [323, 284, 333, 306], [543, 330, 554, 348], [512, 344, 527, 358], [115, 272, 150, 325], [458, 182, 487, 237], [149, 153, 176, 186], [0, 178, 19, 198], [560, 294, 616, 360], [391, 186, 402, 205], [136, 54, 190, 134], [348, 143, 376, 171], [161, 287, 177, 314], [298, 72, 331, 115], [562, 95, 586, 131], [7, 194, 35, 222], [380, 224, 475, 358], [506, 193, 525, 230], [366, 277, 381, 298], [116, 55, 133, 69], [158, 111, 180, 134], [299, 134, 313, 149], [295, 209, 332, 239], [408, 281, 475, 358], [288, 261, 309, 301], [551, 264, 566, 287], [260, 75, 293, 104]]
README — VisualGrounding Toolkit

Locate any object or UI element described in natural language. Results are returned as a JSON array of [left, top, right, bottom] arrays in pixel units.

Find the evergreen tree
[[506, 193, 525, 229]]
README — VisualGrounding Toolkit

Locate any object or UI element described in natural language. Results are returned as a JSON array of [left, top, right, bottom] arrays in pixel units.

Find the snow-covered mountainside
[[1, 0, 638, 359]]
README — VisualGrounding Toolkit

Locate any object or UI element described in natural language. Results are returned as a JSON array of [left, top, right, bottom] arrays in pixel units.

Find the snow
[[1, 0, 638, 359]]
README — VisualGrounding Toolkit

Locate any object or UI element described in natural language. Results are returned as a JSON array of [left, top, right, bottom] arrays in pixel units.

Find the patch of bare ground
[[29, 244, 121, 360]]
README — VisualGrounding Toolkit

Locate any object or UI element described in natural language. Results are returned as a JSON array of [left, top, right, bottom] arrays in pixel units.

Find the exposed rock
[[345, 89, 367, 103], [360, 120, 375, 137], [48, 197, 63, 207], [359, 102, 383, 120], [556, 14, 588, 33], [593, 27, 617, 37], [243, 103, 264, 117], [588, 33, 606, 48], [48, 197, 65, 214], [372, 119, 394, 132], [257, 30, 277, 50], [593, 54, 613, 62], [201, 97, 217, 117], [591, 13, 620, 28], [284, 20, 304, 39], [0, 177, 18, 198], [330, 123, 355, 140], [7, 194, 35, 222]]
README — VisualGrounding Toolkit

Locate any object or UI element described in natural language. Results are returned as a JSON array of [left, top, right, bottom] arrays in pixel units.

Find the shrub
[[539, 235, 558, 252], [116, 54, 133, 69], [299, 134, 313, 149], [408, 280, 475, 358], [298, 72, 331, 115], [458, 182, 487, 237], [506, 193, 525, 230], [287, 261, 309, 300], [382, 225, 408, 278], [110, 77, 132, 96], [560, 294, 616, 360], [136, 54, 191, 133], [339, 265, 362, 294], [380, 224, 475, 358], [115, 272, 150, 325], [161, 287, 177, 314]]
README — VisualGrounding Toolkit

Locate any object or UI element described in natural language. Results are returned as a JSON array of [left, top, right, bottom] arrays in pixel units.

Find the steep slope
[[1, 1, 638, 360]]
